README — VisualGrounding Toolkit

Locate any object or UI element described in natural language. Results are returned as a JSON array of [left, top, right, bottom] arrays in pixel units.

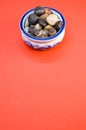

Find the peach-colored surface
[[0, 0, 86, 130]]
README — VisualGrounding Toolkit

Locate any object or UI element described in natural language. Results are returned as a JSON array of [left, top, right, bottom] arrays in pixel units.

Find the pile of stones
[[24, 6, 63, 38]]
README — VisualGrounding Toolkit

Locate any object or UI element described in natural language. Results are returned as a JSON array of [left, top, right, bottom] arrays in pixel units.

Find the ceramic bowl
[[20, 7, 66, 50]]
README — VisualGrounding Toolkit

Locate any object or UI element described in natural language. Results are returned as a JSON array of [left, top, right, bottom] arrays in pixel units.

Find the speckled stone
[[37, 30, 48, 37], [28, 26, 36, 35], [48, 28, 57, 36]]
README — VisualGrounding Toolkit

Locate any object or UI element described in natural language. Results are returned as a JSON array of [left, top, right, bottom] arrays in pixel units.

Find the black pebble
[[55, 21, 63, 31], [39, 19, 48, 27], [28, 14, 38, 25], [34, 6, 45, 16]]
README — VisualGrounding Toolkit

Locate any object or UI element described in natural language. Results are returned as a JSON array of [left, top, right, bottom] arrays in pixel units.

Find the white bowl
[[20, 7, 66, 50]]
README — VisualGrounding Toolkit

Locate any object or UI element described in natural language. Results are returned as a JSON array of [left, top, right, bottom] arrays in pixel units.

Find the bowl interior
[[20, 7, 65, 41]]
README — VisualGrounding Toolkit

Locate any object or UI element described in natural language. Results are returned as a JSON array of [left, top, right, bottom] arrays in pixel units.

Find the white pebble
[[47, 14, 60, 26], [25, 26, 29, 33], [24, 18, 29, 27], [35, 23, 42, 30]]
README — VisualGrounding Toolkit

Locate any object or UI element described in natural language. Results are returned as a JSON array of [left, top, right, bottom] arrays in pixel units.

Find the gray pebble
[[28, 14, 38, 25], [38, 19, 48, 27], [34, 6, 45, 16]]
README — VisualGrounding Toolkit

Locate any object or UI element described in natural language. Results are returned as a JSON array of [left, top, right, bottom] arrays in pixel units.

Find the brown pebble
[[45, 8, 52, 15], [40, 13, 48, 19]]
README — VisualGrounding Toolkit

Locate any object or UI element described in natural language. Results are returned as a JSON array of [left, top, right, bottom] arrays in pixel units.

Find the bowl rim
[[20, 7, 66, 41]]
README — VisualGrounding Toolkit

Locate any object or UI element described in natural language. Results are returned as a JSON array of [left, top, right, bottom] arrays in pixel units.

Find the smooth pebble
[[47, 14, 60, 25], [45, 25, 52, 30], [39, 19, 48, 27], [55, 21, 63, 31], [35, 23, 42, 30], [25, 26, 29, 33], [34, 6, 45, 16], [28, 14, 38, 25], [24, 18, 29, 27], [40, 13, 48, 19], [48, 28, 57, 36], [45, 8, 51, 15], [37, 30, 48, 37]]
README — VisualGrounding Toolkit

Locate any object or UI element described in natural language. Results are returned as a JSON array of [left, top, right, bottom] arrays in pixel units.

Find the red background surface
[[0, 0, 86, 130]]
